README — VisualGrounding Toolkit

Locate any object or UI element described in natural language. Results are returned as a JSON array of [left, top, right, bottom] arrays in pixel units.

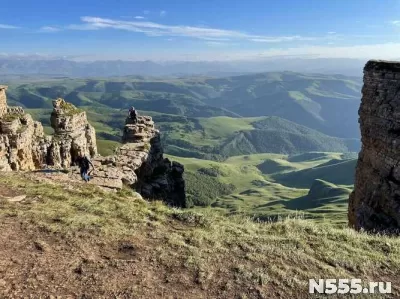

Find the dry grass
[[0, 172, 399, 298]]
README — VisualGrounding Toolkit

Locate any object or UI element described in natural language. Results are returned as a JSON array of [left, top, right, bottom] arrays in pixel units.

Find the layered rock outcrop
[[0, 86, 186, 207], [89, 116, 186, 207], [0, 87, 49, 171], [349, 60, 400, 233], [48, 98, 97, 168], [0, 86, 7, 117]]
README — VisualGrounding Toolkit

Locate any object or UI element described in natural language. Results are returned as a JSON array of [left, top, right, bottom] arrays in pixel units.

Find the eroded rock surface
[[48, 98, 97, 168], [88, 116, 186, 207], [0, 87, 186, 207], [0, 87, 50, 171], [349, 60, 400, 233]]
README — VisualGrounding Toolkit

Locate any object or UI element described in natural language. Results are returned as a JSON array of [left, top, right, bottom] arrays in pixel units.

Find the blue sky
[[1, 0, 400, 60]]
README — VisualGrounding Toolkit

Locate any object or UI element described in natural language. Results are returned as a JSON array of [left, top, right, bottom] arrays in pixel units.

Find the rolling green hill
[[160, 116, 359, 159], [256, 179, 351, 223], [26, 107, 360, 158], [168, 152, 355, 224], [272, 158, 357, 189], [203, 72, 362, 138], [7, 71, 361, 139], [218, 116, 359, 156]]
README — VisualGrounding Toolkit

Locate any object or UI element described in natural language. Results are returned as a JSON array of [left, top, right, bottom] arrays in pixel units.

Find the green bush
[[184, 172, 236, 207], [197, 167, 221, 177]]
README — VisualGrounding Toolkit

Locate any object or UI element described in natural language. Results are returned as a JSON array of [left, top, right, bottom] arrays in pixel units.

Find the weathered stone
[[349, 60, 400, 233], [0, 95, 50, 171], [48, 98, 97, 167], [0, 88, 186, 207], [0, 86, 7, 118]]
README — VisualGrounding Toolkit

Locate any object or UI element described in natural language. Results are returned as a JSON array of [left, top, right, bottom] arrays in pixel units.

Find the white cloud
[[251, 36, 316, 43], [392, 20, 400, 25], [134, 16, 145, 19], [0, 24, 19, 29], [327, 32, 336, 34], [66, 23, 99, 30], [39, 26, 61, 32], [198, 37, 231, 41], [75, 16, 317, 43], [160, 10, 167, 17], [143, 10, 150, 15], [251, 43, 400, 60], [205, 41, 225, 47], [112, 42, 400, 61]]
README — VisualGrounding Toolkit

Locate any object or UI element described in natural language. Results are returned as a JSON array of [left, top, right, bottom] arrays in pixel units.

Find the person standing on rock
[[129, 106, 138, 124], [75, 152, 94, 182]]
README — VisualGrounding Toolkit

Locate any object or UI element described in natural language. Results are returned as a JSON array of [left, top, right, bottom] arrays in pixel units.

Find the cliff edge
[[349, 60, 400, 233]]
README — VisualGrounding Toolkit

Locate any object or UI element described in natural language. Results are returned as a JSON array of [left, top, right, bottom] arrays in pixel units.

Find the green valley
[[5, 71, 362, 225], [168, 152, 356, 225]]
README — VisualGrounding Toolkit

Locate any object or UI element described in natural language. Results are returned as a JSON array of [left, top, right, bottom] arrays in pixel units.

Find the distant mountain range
[[0, 57, 367, 78]]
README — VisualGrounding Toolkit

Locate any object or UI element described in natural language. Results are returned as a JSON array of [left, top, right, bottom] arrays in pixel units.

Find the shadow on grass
[[31, 169, 69, 174]]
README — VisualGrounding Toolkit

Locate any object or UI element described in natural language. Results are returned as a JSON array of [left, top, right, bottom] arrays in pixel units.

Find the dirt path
[[0, 219, 193, 298]]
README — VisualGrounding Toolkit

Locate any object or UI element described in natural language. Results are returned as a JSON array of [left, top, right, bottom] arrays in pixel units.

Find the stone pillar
[[349, 60, 400, 233], [0, 86, 7, 118], [48, 98, 98, 167]]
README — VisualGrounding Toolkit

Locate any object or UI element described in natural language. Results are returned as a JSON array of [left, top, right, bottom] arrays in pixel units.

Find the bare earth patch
[[0, 172, 399, 298]]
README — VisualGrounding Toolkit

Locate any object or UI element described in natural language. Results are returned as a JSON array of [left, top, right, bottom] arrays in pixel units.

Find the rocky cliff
[[0, 86, 49, 171], [349, 60, 400, 233], [87, 116, 186, 207], [48, 98, 97, 168], [0, 87, 186, 207]]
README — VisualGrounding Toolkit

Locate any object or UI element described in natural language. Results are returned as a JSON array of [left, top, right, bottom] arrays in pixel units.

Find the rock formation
[[349, 60, 400, 233], [89, 116, 186, 207], [0, 86, 49, 171], [48, 98, 97, 168], [0, 86, 186, 207], [0, 86, 7, 117]]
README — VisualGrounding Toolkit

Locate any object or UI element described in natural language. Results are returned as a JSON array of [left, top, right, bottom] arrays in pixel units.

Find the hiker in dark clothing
[[129, 106, 138, 123], [75, 152, 94, 182]]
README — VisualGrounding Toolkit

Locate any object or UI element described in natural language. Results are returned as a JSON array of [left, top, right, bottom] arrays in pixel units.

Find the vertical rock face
[[48, 98, 97, 168], [349, 60, 400, 233], [123, 116, 186, 207], [91, 116, 187, 207], [0, 86, 7, 117]]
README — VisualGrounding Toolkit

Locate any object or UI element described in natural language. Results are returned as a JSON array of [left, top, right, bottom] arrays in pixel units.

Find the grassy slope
[[167, 152, 356, 224], [0, 172, 398, 298], [273, 159, 357, 188]]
